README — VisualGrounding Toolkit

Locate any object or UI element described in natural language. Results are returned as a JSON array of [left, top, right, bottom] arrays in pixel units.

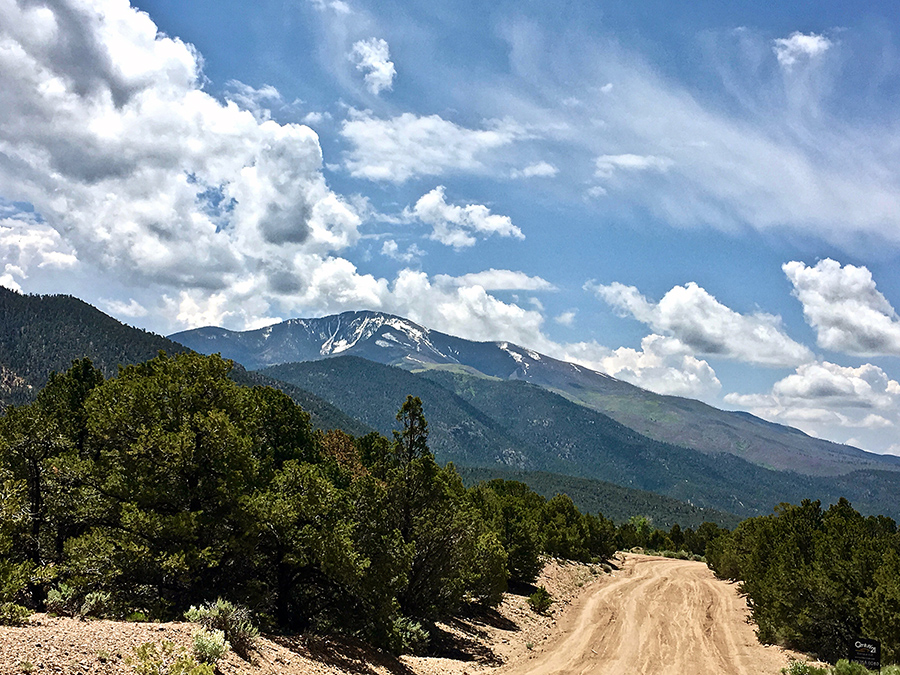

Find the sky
[[2, 0, 900, 454]]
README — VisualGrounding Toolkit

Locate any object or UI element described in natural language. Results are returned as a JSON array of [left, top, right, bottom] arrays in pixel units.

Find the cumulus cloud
[[511, 161, 558, 179], [725, 360, 900, 449], [0, 0, 362, 317], [0, 208, 78, 292], [559, 334, 721, 399], [773, 32, 832, 69], [340, 110, 525, 182], [406, 186, 524, 249], [784, 259, 900, 356], [349, 38, 396, 95], [588, 280, 813, 366]]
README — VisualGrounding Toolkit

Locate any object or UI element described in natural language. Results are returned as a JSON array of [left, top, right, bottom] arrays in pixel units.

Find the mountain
[[171, 310, 900, 478], [0, 287, 187, 406], [259, 356, 900, 520], [0, 289, 368, 435]]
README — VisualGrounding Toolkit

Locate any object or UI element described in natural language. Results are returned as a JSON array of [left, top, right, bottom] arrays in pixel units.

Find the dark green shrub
[[528, 586, 553, 615], [388, 616, 429, 655]]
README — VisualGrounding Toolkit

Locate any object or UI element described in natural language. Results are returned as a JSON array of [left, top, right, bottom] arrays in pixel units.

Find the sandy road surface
[[501, 555, 793, 675]]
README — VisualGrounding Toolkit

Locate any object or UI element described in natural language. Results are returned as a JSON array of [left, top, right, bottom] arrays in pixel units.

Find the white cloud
[[433, 269, 553, 291], [595, 154, 673, 178], [101, 298, 148, 318], [349, 38, 396, 95], [588, 280, 813, 366], [554, 310, 576, 326], [340, 110, 525, 182], [784, 259, 900, 356], [560, 334, 721, 399], [302, 111, 332, 125], [511, 161, 558, 179], [407, 186, 524, 249], [381, 239, 423, 263], [725, 360, 900, 451], [773, 32, 832, 69], [224, 80, 282, 121], [0, 0, 362, 319], [0, 209, 78, 287]]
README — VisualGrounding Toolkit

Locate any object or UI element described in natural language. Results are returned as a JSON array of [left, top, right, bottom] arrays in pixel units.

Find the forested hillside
[[455, 467, 741, 529], [261, 356, 900, 521], [0, 287, 184, 406], [0, 289, 369, 435], [171, 309, 900, 478]]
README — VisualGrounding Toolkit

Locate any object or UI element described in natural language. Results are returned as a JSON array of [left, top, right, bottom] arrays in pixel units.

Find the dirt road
[[501, 555, 794, 675]]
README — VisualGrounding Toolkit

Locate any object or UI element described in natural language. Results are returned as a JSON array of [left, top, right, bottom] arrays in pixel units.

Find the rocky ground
[[0, 558, 604, 675]]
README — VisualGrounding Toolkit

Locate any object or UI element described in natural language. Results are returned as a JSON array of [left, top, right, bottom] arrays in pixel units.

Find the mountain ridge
[[170, 310, 900, 478]]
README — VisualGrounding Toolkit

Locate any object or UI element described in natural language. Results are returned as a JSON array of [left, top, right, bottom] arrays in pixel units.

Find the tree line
[[707, 498, 900, 664], [1, 351, 721, 652]]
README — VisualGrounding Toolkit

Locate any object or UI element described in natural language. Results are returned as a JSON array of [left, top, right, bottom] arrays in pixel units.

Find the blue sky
[[2, 0, 900, 454]]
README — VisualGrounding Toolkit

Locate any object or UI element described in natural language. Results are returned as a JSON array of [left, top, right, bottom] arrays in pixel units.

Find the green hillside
[[456, 466, 741, 528], [0, 288, 367, 436], [263, 356, 900, 520]]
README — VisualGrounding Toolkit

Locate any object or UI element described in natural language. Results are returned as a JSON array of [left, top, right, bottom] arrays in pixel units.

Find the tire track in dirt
[[501, 555, 795, 675]]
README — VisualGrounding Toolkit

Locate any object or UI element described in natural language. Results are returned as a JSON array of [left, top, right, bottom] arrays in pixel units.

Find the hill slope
[[260, 356, 900, 520], [0, 289, 367, 435], [171, 310, 900, 477]]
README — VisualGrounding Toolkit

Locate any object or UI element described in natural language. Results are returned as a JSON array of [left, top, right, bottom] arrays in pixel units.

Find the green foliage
[[127, 641, 214, 675], [781, 660, 829, 675], [860, 548, 900, 664], [708, 498, 900, 664], [46, 583, 80, 617], [388, 616, 430, 655], [0, 602, 30, 625], [80, 591, 112, 618], [832, 660, 875, 675], [528, 586, 553, 615], [184, 599, 257, 659], [191, 627, 230, 664], [0, 351, 656, 656]]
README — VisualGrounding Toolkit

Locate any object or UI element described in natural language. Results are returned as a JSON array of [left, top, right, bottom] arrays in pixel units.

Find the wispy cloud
[[340, 110, 526, 182]]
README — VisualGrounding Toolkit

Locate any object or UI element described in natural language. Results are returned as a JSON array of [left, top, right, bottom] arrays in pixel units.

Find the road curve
[[502, 555, 793, 675]]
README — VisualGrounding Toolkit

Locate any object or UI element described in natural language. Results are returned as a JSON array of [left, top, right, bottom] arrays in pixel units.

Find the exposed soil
[[0, 555, 821, 675]]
